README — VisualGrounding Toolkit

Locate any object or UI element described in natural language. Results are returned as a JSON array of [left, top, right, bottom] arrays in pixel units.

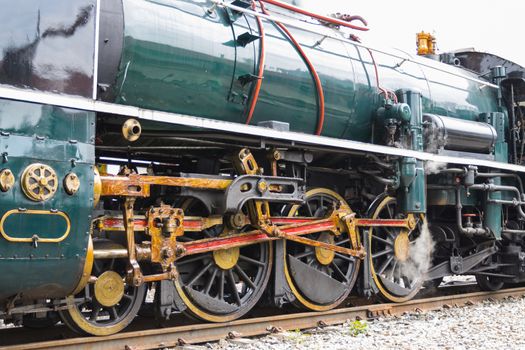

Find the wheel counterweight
[[283, 188, 360, 311]]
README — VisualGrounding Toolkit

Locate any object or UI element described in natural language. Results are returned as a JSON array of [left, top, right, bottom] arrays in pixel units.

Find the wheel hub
[[213, 247, 240, 270], [315, 232, 335, 265], [94, 271, 125, 307], [394, 231, 410, 262]]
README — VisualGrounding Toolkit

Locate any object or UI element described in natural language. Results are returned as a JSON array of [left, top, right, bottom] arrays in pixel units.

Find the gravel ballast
[[200, 295, 525, 350]]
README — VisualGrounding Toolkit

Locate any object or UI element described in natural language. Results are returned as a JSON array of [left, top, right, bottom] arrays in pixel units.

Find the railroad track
[[1, 286, 524, 350]]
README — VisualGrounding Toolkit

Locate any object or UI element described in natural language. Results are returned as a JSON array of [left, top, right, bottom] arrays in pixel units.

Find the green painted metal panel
[[0, 99, 95, 301]]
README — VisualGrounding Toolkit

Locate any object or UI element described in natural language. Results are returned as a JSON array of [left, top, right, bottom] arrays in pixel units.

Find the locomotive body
[[100, 0, 497, 138], [1, 0, 525, 336]]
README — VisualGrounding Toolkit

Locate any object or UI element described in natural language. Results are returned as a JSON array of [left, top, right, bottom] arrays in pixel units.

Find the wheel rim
[[475, 242, 504, 291], [174, 198, 272, 322], [59, 256, 146, 336], [368, 196, 425, 302], [284, 188, 360, 311]]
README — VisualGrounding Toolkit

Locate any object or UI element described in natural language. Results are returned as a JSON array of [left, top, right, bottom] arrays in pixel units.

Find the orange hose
[[260, 1, 325, 135], [245, 2, 266, 125]]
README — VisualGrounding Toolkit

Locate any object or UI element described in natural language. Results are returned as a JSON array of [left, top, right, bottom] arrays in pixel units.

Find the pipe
[[455, 186, 488, 236], [439, 167, 467, 174], [336, 14, 368, 27], [358, 167, 396, 186], [487, 199, 525, 218], [502, 229, 525, 235], [366, 154, 394, 169], [259, 0, 369, 31], [245, 1, 266, 125], [469, 183, 525, 219], [477, 172, 525, 198], [260, 2, 325, 135], [93, 249, 128, 259]]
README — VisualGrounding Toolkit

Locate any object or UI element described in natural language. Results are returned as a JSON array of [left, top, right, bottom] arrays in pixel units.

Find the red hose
[[366, 48, 398, 104], [260, 1, 325, 135], [245, 2, 266, 125], [259, 0, 369, 31]]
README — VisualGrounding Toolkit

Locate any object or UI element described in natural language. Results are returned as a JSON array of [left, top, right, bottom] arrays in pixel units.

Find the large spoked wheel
[[476, 275, 504, 291], [59, 253, 146, 336], [368, 196, 426, 303], [475, 242, 504, 291], [174, 198, 273, 322], [283, 188, 360, 311]]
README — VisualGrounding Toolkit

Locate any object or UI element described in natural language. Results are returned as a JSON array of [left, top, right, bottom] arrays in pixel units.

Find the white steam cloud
[[400, 219, 435, 283], [425, 161, 448, 175]]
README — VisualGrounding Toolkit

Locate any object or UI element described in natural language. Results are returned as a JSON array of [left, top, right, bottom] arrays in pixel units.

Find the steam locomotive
[[1, 0, 525, 336]]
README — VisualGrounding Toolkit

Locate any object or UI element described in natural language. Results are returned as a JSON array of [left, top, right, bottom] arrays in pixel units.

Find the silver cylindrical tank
[[423, 114, 497, 154]]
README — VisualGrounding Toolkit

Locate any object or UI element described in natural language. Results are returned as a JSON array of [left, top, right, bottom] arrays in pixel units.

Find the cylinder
[[423, 114, 498, 154]]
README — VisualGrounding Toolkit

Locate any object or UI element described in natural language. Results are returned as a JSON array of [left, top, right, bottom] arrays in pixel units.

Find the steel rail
[[2, 287, 524, 350]]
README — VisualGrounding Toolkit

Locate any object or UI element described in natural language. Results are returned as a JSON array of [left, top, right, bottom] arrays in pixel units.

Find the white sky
[[295, 0, 524, 66]]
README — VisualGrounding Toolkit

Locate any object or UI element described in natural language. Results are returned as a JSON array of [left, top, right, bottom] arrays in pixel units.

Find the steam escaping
[[399, 218, 435, 283], [410, 219, 434, 277], [424, 161, 447, 175]]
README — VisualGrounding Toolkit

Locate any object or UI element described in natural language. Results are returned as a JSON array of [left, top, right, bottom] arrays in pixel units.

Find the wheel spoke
[[377, 254, 394, 275], [372, 248, 393, 259], [294, 248, 315, 259], [334, 252, 355, 263], [383, 227, 397, 239], [239, 255, 265, 267], [218, 270, 225, 300], [227, 270, 242, 306], [234, 265, 257, 290], [204, 268, 218, 295], [388, 260, 398, 279], [371, 235, 393, 246], [305, 201, 314, 217], [393, 263, 402, 284], [402, 276, 412, 289], [386, 203, 394, 218], [109, 307, 118, 320], [336, 238, 350, 246], [186, 262, 213, 287], [90, 307, 100, 320], [330, 262, 349, 283]]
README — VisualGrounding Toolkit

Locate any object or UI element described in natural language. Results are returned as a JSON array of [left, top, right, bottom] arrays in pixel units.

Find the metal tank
[[98, 0, 498, 142]]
